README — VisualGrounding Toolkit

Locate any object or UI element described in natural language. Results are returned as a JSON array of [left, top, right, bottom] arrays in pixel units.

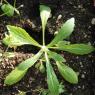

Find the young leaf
[[3, 34, 23, 47], [56, 44, 95, 55], [40, 5, 51, 32], [39, 62, 45, 73], [45, 52, 59, 95], [1, 4, 14, 16], [48, 18, 75, 47], [3, 25, 40, 47], [56, 62, 78, 84], [4, 50, 43, 85], [48, 50, 66, 62]]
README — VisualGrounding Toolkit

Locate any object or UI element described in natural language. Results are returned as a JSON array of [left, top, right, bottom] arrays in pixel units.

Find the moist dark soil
[[0, 0, 95, 95]]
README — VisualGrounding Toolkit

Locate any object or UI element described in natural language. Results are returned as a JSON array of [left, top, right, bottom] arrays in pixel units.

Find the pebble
[[81, 74, 85, 78], [56, 14, 62, 23], [78, 86, 81, 88], [82, 85, 85, 89], [57, 14, 62, 20], [91, 18, 95, 25], [80, 62, 83, 68], [88, 42, 91, 45]]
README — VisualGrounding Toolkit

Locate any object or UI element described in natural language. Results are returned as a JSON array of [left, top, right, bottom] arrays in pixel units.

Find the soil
[[0, 0, 95, 95]]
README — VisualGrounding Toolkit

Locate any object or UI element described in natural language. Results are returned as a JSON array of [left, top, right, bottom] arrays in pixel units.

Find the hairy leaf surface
[[40, 5, 51, 32], [45, 52, 59, 95], [56, 62, 78, 84], [4, 50, 43, 85], [56, 44, 94, 55], [48, 18, 75, 47], [3, 25, 40, 47], [48, 50, 66, 62]]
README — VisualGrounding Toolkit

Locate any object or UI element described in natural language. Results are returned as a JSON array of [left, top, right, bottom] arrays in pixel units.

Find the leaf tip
[[6, 25, 11, 30], [70, 17, 75, 24]]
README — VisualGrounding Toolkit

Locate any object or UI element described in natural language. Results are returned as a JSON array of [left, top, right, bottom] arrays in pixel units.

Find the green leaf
[[18, 50, 43, 70], [40, 5, 51, 32], [48, 18, 75, 47], [3, 25, 40, 47], [56, 44, 95, 55], [1, 3, 20, 16], [4, 68, 27, 85], [4, 50, 43, 85], [39, 62, 45, 73], [45, 52, 59, 95], [1, 4, 14, 16], [56, 62, 78, 84], [48, 50, 66, 62], [56, 41, 70, 46]]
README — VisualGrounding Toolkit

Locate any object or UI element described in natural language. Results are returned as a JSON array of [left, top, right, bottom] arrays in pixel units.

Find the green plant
[[3, 5, 94, 95], [0, 0, 20, 17]]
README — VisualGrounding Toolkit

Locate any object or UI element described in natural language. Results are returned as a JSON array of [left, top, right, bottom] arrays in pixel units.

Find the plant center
[[42, 46, 48, 52]]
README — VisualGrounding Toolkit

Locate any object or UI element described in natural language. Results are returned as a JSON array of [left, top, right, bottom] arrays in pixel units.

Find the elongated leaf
[[3, 25, 40, 47], [18, 50, 43, 70], [48, 50, 66, 62], [56, 62, 78, 84], [48, 18, 75, 47], [1, 4, 14, 16], [4, 50, 43, 85], [56, 44, 95, 55], [40, 5, 51, 32], [56, 41, 70, 46], [4, 68, 27, 85], [45, 52, 59, 95]]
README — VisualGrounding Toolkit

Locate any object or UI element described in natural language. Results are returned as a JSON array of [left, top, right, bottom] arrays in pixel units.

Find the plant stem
[[48, 47, 58, 49], [14, 0, 16, 7], [42, 28, 45, 46], [45, 52, 49, 65]]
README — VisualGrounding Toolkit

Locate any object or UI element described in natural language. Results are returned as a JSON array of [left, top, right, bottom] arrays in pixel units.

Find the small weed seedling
[[3, 5, 95, 95], [0, 0, 21, 17]]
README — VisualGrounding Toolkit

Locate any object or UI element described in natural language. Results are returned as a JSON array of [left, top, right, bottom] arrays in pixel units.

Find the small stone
[[76, 56, 79, 59], [57, 14, 62, 20], [78, 5, 82, 8], [81, 74, 85, 78], [20, 4, 24, 8], [80, 62, 83, 68], [88, 42, 91, 45], [56, 14, 62, 23], [82, 85, 85, 89], [84, 71, 86, 74], [78, 86, 81, 88], [91, 18, 95, 25]]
